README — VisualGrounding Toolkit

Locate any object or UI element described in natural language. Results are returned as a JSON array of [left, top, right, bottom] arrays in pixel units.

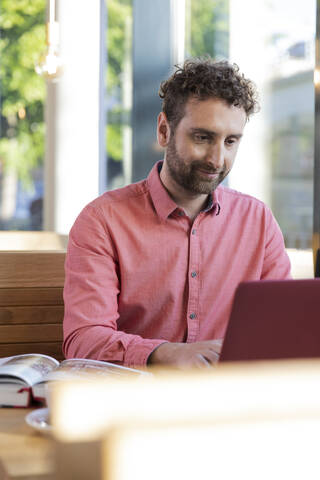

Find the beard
[[165, 137, 228, 195]]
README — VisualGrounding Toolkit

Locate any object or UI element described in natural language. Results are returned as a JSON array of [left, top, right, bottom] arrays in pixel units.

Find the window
[[1, 0, 317, 278]]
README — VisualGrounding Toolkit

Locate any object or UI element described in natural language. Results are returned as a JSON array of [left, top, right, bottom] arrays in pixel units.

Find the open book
[[0, 354, 149, 407]]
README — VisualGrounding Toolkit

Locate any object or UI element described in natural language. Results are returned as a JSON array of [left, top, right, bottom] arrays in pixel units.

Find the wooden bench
[[0, 249, 66, 361]]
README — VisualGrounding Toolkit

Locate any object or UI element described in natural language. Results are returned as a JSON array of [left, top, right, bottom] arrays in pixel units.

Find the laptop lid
[[220, 279, 320, 362]]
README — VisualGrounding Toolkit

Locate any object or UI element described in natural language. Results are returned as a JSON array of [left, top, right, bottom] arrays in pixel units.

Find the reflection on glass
[[105, 0, 132, 191], [187, 0, 315, 250], [0, 1, 46, 230], [266, 0, 315, 249]]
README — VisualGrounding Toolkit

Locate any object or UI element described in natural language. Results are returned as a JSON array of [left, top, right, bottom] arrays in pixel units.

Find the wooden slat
[[0, 342, 64, 361], [0, 287, 63, 306], [0, 324, 63, 343], [0, 251, 65, 362], [0, 251, 65, 288], [0, 306, 64, 325]]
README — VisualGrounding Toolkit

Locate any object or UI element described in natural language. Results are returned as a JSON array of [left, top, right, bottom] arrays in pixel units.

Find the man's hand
[[148, 340, 223, 368]]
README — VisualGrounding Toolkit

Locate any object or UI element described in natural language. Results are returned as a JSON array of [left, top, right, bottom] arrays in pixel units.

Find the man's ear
[[157, 112, 171, 147]]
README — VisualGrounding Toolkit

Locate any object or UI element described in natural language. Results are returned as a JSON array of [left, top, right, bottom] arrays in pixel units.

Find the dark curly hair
[[159, 57, 259, 132]]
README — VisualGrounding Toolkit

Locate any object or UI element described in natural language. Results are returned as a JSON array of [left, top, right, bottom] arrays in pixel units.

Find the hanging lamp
[[35, 0, 63, 80]]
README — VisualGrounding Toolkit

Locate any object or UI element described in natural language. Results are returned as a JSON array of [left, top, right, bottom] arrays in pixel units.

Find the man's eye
[[226, 138, 236, 146], [194, 134, 209, 142]]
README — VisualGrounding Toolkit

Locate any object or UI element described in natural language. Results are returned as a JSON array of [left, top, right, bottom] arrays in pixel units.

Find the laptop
[[220, 278, 320, 362]]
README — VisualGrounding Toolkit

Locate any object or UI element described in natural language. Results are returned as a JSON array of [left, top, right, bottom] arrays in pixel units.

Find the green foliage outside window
[[187, 0, 229, 59], [0, 0, 228, 185], [0, 0, 46, 185], [106, 0, 132, 164]]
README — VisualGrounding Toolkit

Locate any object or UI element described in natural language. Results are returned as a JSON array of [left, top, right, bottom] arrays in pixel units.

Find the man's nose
[[207, 143, 224, 170]]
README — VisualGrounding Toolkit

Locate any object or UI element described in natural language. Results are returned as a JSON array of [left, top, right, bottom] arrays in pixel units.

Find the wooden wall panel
[[0, 251, 66, 360], [0, 251, 66, 288], [0, 288, 63, 306], [0, 343, 64, 361], [0, 306, 64, 325], [0, 324, 63, 343]]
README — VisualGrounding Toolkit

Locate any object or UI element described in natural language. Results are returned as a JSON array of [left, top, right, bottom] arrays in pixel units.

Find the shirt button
[[192, 229, 196, 235], [191, 271, 197, 278], [189, 313, 197, 319]]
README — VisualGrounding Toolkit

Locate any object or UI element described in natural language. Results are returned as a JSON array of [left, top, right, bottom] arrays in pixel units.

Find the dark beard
[[165, 137, 228, 194]]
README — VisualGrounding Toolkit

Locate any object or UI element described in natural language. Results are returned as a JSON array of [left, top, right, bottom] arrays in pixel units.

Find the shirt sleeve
[[261, 206, 292, 280], [62, 204, 167, 368]]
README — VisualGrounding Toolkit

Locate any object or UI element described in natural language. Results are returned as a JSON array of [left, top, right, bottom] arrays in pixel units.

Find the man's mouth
[[197, 168, 221, 178]]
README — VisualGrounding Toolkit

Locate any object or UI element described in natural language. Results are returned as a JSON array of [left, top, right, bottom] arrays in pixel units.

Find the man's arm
[[63, 204, 167, 368]]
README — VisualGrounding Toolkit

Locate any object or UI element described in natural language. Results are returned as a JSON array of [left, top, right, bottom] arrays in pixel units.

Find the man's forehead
[[179, 96, 247, 131], [184, 95, 245, 113]]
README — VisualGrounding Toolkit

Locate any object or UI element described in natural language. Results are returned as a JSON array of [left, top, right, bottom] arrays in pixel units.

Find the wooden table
[[0, 408, 55, 480]]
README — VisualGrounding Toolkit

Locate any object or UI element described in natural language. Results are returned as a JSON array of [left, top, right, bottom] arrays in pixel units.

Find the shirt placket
[[186, 214, 202, 342]]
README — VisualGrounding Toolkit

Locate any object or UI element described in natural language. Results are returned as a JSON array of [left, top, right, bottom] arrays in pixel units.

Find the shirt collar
[[147, 160, 221, 220], [206, 188, 221, 216], [147, 161, 178, 220]]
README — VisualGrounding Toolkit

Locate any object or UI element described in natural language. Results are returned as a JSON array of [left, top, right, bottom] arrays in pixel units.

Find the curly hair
[[159, 57, 259, 132]]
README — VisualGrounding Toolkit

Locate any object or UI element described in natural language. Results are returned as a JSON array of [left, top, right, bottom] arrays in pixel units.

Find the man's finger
[[202, 350, 220, 364], [194, 353, 211, 368]]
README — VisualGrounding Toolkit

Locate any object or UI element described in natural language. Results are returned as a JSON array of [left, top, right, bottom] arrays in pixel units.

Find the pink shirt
[[63, 161, 291, 367]]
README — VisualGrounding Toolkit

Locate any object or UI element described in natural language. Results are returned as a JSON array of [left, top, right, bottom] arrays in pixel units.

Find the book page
[[0, 354, 59, 386], [32, 359, 150, 404], [0, 383, 31, 407], [0, 356, 13, 367], [45, 358, 149, 382]]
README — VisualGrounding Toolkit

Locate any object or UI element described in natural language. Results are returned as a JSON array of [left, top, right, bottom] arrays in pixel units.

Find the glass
[[266, 1, 315, 249], [186, 0, 315, 251], [0, 0, 46, 230]]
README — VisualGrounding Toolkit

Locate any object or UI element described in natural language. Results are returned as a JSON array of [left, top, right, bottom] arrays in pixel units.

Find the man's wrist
[[147, 342, 169, 365]]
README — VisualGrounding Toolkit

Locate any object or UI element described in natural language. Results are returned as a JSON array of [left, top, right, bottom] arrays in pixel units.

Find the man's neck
[[160, 163, 209, 220]]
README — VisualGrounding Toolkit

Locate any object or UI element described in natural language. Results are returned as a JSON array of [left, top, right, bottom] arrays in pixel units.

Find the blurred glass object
[[0, 0, 46, 231], [53, 361, 320, 480]]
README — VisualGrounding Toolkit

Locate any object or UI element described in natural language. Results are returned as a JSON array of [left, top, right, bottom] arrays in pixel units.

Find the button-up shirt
[[63, 161, 291, 367]]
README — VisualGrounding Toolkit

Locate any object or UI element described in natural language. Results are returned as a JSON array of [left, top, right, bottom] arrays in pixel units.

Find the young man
[[63, 58, 291, 368]]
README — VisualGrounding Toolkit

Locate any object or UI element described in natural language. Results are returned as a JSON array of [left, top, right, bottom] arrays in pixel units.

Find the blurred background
[[0, 0, 316, 255]]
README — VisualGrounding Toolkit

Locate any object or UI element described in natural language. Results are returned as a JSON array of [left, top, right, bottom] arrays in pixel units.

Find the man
[[63, 58, 291, 368]]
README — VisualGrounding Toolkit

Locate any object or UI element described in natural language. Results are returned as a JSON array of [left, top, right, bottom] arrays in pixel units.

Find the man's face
[[162, 97, 247, 195]]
